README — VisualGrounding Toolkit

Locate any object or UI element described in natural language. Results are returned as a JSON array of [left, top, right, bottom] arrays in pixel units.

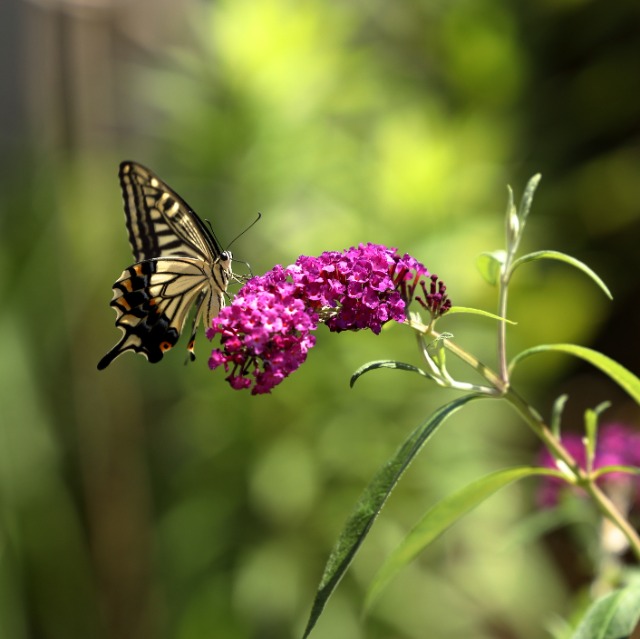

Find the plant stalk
[[408, 319, 640, 560]]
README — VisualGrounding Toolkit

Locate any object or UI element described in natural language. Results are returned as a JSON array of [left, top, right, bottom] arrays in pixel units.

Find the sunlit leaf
[[476, 250, 506, 286], [350, 360, 429, 387], [364, 466, 561, 610], [506, 184, 520, 247], [517, 173, 542, 224], [571, 581, 640, 639], [510, 344, 640, 406], [301, 394, 480, 639], [510, 250, 612, 300], [446, 306, 516, 324]]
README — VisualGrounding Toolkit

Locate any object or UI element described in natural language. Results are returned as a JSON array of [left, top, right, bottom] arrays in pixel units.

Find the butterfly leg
[[185, 290, 207, 364]]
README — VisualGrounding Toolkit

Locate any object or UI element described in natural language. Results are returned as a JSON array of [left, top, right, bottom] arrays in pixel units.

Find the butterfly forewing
[[119, 161, 221, 262], [98, 162, 233, 369]]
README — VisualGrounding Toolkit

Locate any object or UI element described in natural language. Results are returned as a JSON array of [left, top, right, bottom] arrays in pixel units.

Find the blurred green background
[[1, 1, 640, 638]]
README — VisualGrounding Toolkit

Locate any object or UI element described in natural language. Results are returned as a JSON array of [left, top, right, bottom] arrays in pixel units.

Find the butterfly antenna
[[227, 212, 262, 250], [229, 213, 261, 280], [204, 219, 224, 248]]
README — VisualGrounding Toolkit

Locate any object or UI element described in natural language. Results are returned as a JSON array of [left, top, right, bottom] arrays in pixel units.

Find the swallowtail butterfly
[[97, 161, 232, 370]]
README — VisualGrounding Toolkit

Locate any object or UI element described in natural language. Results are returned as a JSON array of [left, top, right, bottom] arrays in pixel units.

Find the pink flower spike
[[208, 243, 451, 393]]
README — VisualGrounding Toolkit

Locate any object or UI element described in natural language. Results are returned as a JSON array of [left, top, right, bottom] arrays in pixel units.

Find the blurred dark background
[[1, 1, 639, 638]]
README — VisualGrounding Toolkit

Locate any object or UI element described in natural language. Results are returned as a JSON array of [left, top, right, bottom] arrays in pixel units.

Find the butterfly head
[[217, 250, 234, 286], [220, 250, 232, 268]]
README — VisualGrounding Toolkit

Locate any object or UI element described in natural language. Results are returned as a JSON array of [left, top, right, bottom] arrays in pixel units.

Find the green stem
[[503, 384, 640, 560], [406, 319, 640, 560], [497, 269, 510, 385], [584, 483, 640, 561], [408, 320, 507, 393]]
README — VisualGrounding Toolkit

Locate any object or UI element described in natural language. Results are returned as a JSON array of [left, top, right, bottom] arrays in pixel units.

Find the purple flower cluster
[[206, 266, 318, 395], [537, 423, 640, 508], [208, 243, 450, 394], [291, 245, 406, 334]]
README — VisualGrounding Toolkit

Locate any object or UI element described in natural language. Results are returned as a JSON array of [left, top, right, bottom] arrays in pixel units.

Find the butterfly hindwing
[[98, 162, 233, 369], [97, 258, 227, 370]]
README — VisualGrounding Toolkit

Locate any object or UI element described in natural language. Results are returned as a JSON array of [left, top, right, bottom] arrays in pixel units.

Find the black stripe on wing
[[97, 258, 210, 370], [119, 161, 223, 263]]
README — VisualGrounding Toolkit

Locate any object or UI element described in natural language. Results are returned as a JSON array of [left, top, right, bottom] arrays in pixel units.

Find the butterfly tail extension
[[97, 320, 178, 369], [97, 342, 124, 371], [97, 329, 173, 369]]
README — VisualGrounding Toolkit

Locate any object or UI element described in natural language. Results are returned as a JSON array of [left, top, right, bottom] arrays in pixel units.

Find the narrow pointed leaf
[[592, 465, 640, 480], [446, 306, 516, 324], [301, 394, 480, 639], [365, 466, 561, 610], [510, 250, 612, 299], [584, 408, 598, 470], [584, 402, 610, 470], [551, 394, 569, 438], [571, 581, 640, 639], [517, 173, 542, 223], [350, 360, 429, 388], [510, 344, 640, 406], [506, 184, 520, 247]]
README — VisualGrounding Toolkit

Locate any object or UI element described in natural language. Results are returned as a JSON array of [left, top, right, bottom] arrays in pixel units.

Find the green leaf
[[301, 395, 480, 639], [364, 466, 561, 610], [510, 344, 640, 406], [505, 184, 520, 248], [446, 306, 516, 324], [551, 394, 569, 438], [584, 402, 610, 471], [517, 173, 542, 224], [510, 250, 612, 299], [350, 360, 429, 388], [592, 465, 640, 480], [584, 409, 598, 471], [571, 581, 640, 639], [476, 250, 506, 286]]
